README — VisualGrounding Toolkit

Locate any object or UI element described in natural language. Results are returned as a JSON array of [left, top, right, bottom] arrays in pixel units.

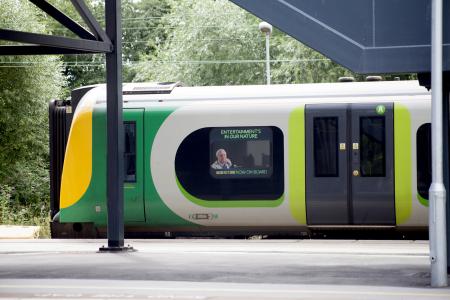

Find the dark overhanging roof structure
[[230, 0, 449, 74]]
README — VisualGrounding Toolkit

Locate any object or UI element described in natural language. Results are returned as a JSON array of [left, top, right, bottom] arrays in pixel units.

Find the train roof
[[79, 80, 430, 105]]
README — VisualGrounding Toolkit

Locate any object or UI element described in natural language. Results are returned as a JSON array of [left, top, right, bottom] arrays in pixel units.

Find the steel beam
[[70, 0, 110, 43], [28, 0, 95, 40], [0, 45, 101, 55], [0, 29, 111, 53]]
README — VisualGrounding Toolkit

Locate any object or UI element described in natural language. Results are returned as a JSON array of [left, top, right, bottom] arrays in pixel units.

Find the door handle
[[352, 170, 360, 177], [352, 143, 359, 150], [339, 143, 346, 151]]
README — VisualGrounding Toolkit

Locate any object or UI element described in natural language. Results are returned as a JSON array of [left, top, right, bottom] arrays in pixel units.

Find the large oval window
[[175, 126, 284, 200]]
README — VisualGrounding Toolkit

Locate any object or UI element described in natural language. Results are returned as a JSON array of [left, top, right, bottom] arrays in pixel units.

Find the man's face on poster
[[217, 149, 227, 164]]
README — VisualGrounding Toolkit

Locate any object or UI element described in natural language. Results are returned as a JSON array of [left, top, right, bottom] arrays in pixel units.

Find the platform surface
[[0, 239, 449, 299], [0, 225, 40, 239]]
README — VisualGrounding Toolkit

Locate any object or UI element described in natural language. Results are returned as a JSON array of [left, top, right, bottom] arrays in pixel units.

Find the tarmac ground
[[0, 239, 449, 299]]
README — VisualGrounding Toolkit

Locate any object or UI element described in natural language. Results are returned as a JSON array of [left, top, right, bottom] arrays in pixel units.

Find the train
[[49, 80, 432, 238]]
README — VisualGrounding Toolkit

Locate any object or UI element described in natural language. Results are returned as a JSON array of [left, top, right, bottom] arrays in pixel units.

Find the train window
[[209, 127, 272, 179], [313, 117, 338, 177], [124, 122, 136, 182], [360, 116, 386, 177], [417, 123, 431, 200], [175, 126, 284, 200]]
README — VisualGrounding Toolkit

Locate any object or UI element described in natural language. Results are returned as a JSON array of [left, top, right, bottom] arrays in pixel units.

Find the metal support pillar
[[429, 0, 448, 287], [99, 0, 132, 252]]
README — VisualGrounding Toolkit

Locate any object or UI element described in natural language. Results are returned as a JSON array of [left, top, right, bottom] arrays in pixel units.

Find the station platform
[[0, 239, 449, 299], [0, 225, 40, 239]]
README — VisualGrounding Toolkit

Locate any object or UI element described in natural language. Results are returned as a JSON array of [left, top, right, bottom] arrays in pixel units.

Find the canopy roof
[[231, 0, 450, 74]]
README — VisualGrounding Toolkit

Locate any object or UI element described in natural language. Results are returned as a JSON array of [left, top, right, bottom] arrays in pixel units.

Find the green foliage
[[41, 0, 103, 95], [0, 0, 64, 232], [122, 0, 172, 82], [0, 184, 50, 237], [135, 0, 266, 85], [0, 56, 63, 200], [44, 0, 171, 93], [136, 0, 357, 86], [122, 1, 171, 65], [270, 35, 354, 83], [0, 185, 13, 224]]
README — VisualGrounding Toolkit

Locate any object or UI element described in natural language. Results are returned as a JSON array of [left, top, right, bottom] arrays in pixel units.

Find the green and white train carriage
[[49, 80, 431, 237]]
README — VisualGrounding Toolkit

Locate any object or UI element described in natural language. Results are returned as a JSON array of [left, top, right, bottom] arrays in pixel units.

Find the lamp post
[[430, 0, 448, 287], [259, 21, 272, 85]]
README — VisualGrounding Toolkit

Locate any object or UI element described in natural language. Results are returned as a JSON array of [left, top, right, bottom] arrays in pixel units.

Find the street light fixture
[[259, 21, 272, 85]]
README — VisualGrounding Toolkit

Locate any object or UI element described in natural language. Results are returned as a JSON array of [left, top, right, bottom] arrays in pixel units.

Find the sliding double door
[[305, 103, 395, 225]]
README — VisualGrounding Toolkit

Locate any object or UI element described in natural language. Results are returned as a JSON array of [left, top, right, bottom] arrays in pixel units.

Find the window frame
[[124, 121, 137, 183], [359, 116, 386, 177], [313, 116, 339, 177], [175, 126, 284, 201]]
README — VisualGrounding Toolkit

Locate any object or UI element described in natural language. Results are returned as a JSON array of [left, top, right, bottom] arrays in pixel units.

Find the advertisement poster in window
[[209, 127, 273, 179]]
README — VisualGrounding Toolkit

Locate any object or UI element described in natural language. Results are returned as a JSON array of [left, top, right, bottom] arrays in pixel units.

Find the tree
[[0, 0, 65, 205], [135, 0, 266, 85], [43, 0, 171, 92], [135, 0, 356, 86], [270, 34, 354, 83], [270, 36, 416, 83]]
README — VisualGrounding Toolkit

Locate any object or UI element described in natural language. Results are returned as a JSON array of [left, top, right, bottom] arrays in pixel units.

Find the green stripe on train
[[394, 103, 412, 225], [288, 106, 307, 225], [61, 106, 194, 227], [417, 193, 429, 207], [176, 176, 284, 207]]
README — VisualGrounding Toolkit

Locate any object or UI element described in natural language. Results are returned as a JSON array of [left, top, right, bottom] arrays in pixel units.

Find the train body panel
[[399, 99, 430, 226], [55, 81, 432, 235], [152, 102, 293, 226]]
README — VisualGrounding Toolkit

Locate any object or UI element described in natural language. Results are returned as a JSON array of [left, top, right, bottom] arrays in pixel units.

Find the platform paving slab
[[1, 279, 450, 300], [0, 239, 449, 299]]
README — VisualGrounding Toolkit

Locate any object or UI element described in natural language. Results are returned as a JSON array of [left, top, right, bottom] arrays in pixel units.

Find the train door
[[123, 109, 145, 222], [351, 103, 395, 224], [305, 104, 349, 225], [305, 103, 395, 225]]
